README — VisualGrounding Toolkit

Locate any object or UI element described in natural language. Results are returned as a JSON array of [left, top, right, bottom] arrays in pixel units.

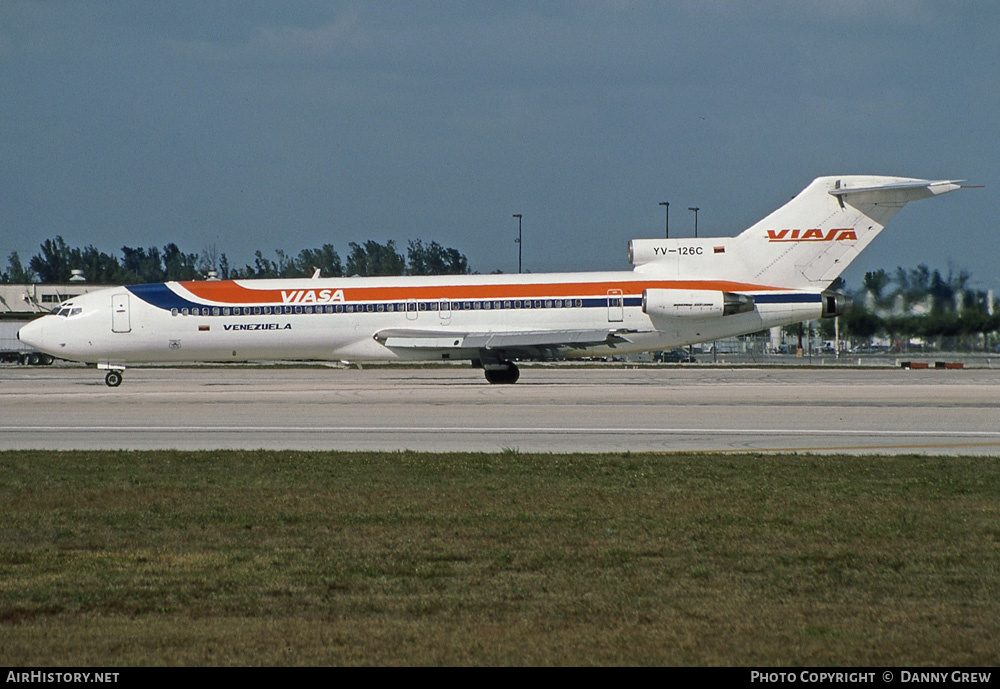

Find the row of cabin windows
[[171, 299, 588, 317]]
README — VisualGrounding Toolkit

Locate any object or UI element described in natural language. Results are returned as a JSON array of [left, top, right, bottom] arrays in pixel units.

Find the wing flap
[[374, 327, 643, 355]]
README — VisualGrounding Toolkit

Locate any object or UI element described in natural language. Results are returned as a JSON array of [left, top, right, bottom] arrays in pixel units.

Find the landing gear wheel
[[484, 363, 520, 384], [105, 370, 123, 387]]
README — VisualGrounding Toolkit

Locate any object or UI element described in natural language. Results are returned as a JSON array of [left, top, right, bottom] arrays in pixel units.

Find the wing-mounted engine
[[642, 289, 754, 318]]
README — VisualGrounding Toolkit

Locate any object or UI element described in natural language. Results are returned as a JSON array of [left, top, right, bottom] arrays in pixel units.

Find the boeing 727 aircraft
[[18, 175, 963, 386]]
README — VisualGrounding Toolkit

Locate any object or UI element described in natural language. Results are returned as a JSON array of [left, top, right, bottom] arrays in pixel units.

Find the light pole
[[512, 214, 522, 273], [659, 202, 669, 238], [688, 206, 700, 238]]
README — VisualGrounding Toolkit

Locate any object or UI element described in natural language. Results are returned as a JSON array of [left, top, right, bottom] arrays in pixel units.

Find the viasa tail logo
[[766, 228, 858, 242]]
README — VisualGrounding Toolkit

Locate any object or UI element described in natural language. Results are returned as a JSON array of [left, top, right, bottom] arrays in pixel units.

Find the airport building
[[0, 282, 104, 318]]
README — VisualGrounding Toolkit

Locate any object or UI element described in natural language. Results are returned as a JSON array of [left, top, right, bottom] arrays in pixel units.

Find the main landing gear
[[483, 361, 520, 384]]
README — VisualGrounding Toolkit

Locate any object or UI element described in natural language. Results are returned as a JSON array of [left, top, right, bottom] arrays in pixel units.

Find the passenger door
[[111, 293, 131, 333], [607, 289, 624, 322]]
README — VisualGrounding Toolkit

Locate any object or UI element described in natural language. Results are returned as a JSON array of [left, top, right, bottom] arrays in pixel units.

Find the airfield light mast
[[513, 214, 523, 273]]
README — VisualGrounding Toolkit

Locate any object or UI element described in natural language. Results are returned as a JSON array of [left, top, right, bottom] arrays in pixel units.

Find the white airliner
[[19, 175, 963, 386]]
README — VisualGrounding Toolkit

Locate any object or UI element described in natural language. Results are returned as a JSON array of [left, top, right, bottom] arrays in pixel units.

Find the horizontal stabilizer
[[828, 179, 963, 200]]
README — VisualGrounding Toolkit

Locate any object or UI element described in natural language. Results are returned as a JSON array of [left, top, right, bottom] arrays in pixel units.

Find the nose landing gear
[[99, 363, 126, 387]]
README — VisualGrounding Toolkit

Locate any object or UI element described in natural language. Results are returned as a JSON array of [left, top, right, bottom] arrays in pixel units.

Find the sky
[[3, 1, 998, 291]]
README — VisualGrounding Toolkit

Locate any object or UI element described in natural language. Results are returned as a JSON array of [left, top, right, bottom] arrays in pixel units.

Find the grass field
[[2, 450, 998, 666]]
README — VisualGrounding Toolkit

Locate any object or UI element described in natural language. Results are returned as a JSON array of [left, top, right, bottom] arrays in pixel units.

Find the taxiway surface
[[2, 365, 999, 454]]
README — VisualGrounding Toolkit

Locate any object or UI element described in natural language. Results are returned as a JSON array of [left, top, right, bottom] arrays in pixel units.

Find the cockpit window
[[56, 308, 70, 317]]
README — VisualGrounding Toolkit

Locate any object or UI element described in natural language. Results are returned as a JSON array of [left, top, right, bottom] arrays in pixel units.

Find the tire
[[105, 371, 123, 387], [484, 363, 520, 384]]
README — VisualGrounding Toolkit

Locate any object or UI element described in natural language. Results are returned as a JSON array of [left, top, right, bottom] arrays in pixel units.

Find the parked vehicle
[[655, 348, 696, 363], [0, 320, 55, 365]]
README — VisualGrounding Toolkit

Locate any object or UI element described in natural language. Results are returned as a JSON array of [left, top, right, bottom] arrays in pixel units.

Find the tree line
[[1, 237, 470, 285], [830, 267, 999, 352]]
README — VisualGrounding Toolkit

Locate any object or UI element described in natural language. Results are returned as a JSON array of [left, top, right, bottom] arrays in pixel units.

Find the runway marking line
[[4, 426, 1000, 439]]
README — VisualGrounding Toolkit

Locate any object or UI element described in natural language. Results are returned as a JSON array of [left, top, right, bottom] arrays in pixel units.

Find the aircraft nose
[[17, 318, 50, 352]]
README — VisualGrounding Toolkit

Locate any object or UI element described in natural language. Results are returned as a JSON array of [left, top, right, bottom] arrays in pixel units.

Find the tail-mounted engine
[[821, 290, 853, 318], [642, 289, 755, 318]]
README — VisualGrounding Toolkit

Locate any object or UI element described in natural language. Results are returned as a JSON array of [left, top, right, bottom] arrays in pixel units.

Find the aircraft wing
[[373, 327, 646, 359]]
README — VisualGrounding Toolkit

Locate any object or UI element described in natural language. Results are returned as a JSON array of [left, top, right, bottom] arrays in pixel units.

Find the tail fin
[[729, 176, 961, 289]]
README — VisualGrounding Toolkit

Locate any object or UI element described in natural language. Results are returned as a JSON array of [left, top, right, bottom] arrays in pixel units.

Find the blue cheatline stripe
[[127, 283, 193, 310], [752, 293, 822, 304], [126, 283, 646, 315]]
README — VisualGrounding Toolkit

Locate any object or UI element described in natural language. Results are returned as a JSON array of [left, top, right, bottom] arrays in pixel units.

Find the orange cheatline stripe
[[175, 278, 788, 304]]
